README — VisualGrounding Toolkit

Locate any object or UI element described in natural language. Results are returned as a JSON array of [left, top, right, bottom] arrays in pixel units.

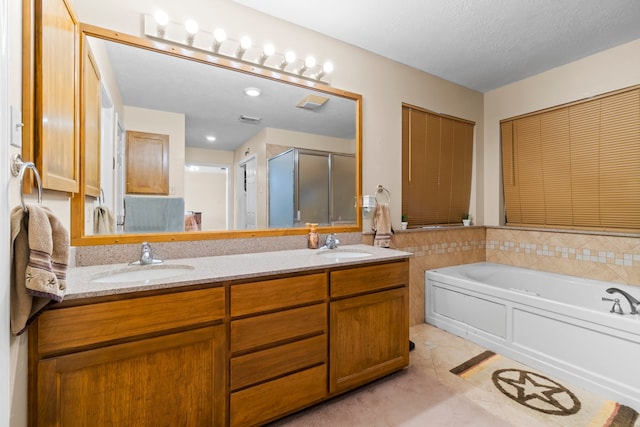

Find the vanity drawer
[[231, 334, 326, 391], [37, 287, 225, 355], [231, 303, 326, 353], [330, 261, 408, 298], [231, 273, 327, 317], [230, 364, 327, 427]]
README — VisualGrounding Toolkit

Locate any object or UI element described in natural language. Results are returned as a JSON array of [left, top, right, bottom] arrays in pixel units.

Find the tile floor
[[271, 323, 639, 427]]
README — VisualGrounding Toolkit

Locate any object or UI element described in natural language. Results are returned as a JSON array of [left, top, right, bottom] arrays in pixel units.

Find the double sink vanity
[[28, 245, 411, 426]]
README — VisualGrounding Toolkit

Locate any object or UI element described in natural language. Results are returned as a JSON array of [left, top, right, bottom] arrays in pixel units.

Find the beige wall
[[483, 38, 640, 226]]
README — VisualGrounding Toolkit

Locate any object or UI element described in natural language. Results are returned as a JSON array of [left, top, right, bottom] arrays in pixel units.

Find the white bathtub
[[425, 262, 640, 411]]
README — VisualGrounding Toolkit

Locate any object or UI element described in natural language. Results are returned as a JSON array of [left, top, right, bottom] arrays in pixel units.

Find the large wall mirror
[[71, 24, 362, 245]]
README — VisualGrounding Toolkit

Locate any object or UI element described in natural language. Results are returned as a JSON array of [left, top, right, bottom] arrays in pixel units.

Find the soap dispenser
[[307, 223, 319, 249]]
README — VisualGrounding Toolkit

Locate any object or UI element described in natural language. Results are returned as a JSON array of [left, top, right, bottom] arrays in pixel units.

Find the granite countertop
[[66, 244, 413, 300]]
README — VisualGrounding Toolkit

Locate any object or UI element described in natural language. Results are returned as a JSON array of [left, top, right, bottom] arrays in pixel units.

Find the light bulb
[[185, 19, 199, 35], [240, 36, 252, 50], [323, 61, 334, 74], [212, 28, 226, 52], [259, 43, 275, 65], [263, 43, 275, 56], [154, 10, 169, 38], [285, 51, 296, 64], [213, 28, 226, 43], [185, 19, 198, 45], [279, 51, 296, 70], [305, 56, 316, 68], [236, 36, 252, 59], [154, 10, 169, 26]]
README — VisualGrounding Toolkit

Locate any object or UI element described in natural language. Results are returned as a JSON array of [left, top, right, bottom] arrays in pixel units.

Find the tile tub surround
[[486, 227, 640, 286], [65, 244, 411, 300]]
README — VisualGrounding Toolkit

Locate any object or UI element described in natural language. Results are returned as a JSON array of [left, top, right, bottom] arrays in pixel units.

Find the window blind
[[402, 105, 474, 227], [501, 86, 640, 232]]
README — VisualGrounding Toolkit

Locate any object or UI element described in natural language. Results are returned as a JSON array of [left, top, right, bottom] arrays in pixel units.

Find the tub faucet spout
[[606, 288, 639, 314]]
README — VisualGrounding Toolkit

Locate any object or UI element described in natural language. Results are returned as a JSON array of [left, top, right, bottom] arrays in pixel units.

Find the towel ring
[[375, 184, 391, 204], [11, 154, 42, 212]]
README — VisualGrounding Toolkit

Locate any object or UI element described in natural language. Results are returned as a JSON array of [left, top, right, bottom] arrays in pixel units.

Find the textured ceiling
[[232, 0, 640, 92]]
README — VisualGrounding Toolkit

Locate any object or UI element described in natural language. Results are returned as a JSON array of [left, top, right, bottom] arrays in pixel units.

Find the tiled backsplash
[[486, 227, 640, 286], [74, 232, 364, 266]]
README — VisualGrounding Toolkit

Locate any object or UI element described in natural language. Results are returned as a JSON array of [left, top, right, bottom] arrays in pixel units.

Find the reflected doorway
[[237, 156, 257, 230], [184, 164, 230, 230]]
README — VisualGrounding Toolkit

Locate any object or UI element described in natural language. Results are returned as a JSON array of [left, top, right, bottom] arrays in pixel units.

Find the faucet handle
[[324, 233, 340, 249], [602, 297, 624, 315]]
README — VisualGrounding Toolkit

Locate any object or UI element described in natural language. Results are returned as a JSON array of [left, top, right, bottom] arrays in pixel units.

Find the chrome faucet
[[322, 234, 340, 249], [606, 287, 639, 314], [131, 242, 163, 265]]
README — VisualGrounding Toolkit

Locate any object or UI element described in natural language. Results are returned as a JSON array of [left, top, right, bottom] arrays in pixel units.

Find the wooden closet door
[[125, 130, 169, 194]]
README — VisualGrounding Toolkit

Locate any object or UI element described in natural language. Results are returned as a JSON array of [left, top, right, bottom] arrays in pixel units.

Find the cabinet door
[[81, 36, 101, 198], [27, 0, 80, 193], [35, 325, 226, 427], [330, 288, 409, 394]]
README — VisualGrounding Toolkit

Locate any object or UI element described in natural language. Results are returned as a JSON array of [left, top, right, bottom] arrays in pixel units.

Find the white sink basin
[[91, 264, 195, 284], [317, 249, 373, 259]]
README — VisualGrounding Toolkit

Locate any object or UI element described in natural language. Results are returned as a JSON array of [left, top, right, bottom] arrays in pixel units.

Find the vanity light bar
[[143, 13, 334, 85]]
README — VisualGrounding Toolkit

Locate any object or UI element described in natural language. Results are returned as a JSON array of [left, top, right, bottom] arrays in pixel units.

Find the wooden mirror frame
[[66, 24, 362, 246]]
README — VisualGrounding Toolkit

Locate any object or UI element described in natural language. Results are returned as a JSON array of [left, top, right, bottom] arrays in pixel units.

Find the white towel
[[373, 203, 393, 248], [94, 205, 115, 234], [10, 205, 69, 335]]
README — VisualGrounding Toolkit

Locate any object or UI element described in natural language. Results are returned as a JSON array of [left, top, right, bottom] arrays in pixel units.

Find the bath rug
[[450, 351, 639, 427]]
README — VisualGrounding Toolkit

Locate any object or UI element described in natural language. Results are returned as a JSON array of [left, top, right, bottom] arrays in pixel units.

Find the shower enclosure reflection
[[268, 148, 355, 227]]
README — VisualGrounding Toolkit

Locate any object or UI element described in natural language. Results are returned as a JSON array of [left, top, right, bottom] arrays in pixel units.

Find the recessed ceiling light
[[206, 135, 216, 142], [244, 87, 261, 97]]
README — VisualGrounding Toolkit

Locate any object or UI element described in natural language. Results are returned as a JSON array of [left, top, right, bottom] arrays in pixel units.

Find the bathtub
[[425, 262, 640, 411]]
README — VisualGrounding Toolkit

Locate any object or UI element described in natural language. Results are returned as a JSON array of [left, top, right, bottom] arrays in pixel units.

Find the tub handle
[[602, 297, 624, 315]]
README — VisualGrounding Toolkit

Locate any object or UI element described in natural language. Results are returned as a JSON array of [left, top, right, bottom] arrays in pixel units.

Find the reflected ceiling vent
[[239, 114, 262, 123], [297, 95, 329, 110]]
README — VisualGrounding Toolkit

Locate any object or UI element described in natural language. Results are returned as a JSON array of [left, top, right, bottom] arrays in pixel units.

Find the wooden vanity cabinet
[[29, 287, 226, 427], [229, 273, 328, 427], [329, 260, 410, 394], [29, 258, 410, 426]]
